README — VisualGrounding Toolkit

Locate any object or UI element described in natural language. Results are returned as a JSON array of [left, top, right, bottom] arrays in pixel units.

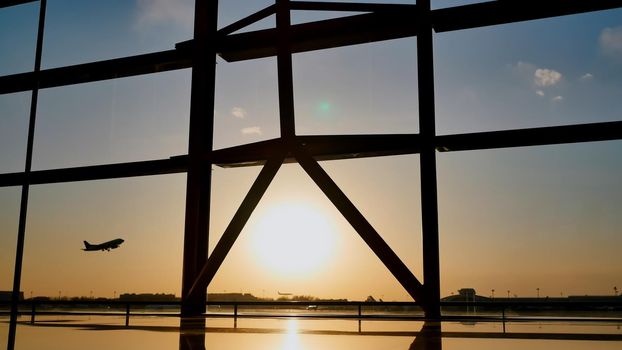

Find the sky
[[0, 0, 621, 301]]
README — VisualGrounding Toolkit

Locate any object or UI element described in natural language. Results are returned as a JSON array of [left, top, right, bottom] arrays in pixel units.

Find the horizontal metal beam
[[185, 0, 622, 62], [209, 134, 421, 167], [433, 0, 622, 33], [213, 10, 418, 62], [0, 49, 192, 95], [1, 121, 619, 186], [213, 121, 622, 167], [436, 121, 622, 152], [0, 0, 37, 9], [0, 158, 188, 187], [1, 2, 619, 93]]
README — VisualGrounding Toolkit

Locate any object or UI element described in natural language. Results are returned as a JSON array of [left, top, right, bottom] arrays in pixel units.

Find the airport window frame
[[1, 0, 621, 328]]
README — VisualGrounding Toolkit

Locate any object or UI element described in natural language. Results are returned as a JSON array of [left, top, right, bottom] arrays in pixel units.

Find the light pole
[[615, 286, 618, 296], [507, 290, 510, 299], [491, 289, 495, 299], [536, 288, 540, 299]]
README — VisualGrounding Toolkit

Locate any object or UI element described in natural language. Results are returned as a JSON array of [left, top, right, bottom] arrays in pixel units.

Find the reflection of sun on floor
[[283, 319, 301, 350], [250, 202, 336, 277]]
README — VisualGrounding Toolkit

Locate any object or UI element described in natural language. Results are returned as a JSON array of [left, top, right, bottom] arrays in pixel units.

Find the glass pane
[[290, 1, 414, 31], [32, 70, 190, 170], [435, 8, 622, 134], [293, 38, 419, 135], [291, 0, 414, 23], [431, 0, 488, 10], [438, 141, 622, 299], [0, 187, 21, 296], [322, 155, 423, 281], [219, 0, 273, 33], [0, 2, 38, 76], [210, 160, 420, 301], [214, 57, 279, 149], [209, 165, 261, 254], [0, 92, 30, 174], [22, 175, 186, 301], [42, 0, 193, 68], [291, 11, 359, 26]]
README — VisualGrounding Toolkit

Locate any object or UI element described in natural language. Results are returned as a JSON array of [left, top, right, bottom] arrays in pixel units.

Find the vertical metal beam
[[179, 331, 206, 350], [186, 154, 284, 301], [276, 0, 296, 141], [179, 316, 206, 350], [295, 146, 427, 307], [410, 321, 442, 350], [417, 0, 441, 319], [8, 1, 46, 349], [180, 0, 218, 317]]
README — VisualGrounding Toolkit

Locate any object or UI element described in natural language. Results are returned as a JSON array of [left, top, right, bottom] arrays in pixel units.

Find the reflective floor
[[2, 315, 622, 350]]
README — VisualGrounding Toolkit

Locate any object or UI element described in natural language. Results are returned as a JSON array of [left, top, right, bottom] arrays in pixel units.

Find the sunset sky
[[1, 1, 621, 301]]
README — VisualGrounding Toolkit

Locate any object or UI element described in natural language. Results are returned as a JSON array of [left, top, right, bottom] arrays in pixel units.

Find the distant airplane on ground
[[82, 238, 124, 252]]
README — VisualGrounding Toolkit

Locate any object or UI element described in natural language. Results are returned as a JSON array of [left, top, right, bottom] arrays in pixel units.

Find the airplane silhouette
[[82, 238, 124, 252]]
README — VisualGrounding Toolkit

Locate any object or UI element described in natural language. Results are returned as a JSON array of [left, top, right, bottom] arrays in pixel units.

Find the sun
[[250, 201, 337, 277]]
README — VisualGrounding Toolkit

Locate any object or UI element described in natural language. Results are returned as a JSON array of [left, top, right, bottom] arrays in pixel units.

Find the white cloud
[[241, 127, 262, 135], [231, 107, 247, 119], [552, 95, 563, 102], [534, 68, 562, 87], [135, 0, 193, 29], [580, 73, 594, 81], [600, 26, 622, 58], [536, 90, 545, 97]]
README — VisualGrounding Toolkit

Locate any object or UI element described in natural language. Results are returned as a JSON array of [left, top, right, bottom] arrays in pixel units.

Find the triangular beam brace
[[186, 143, 427, 311]]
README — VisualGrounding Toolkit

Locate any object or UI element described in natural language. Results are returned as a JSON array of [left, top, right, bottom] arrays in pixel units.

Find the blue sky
[[0, 1, 621, 300]]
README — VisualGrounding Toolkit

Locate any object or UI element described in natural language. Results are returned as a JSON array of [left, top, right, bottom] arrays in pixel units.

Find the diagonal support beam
[[186, 154, 284, 301], [218, 4, 275, 35], [294, 145, 428, 308], [0, 0, 37, 9]]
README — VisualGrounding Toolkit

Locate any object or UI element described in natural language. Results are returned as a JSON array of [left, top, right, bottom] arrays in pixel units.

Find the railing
[[2, 300, 622, 329]]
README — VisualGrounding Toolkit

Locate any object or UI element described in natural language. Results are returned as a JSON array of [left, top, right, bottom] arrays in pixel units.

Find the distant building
[[119, 293, 177, 302], [442, 289, 622, 306], [441, 288, 489, 302], [0, 291, 24, 302], [207, 293, 260, 302], [458, 288, 476, 300], [568, 295, 622, 302]]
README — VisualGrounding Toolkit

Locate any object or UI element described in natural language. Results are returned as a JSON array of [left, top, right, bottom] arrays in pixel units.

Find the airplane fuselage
[[83, 238, 124, 252]]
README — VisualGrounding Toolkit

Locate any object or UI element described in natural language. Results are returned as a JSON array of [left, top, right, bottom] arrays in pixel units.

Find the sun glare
[[250, 202, 337, 277]]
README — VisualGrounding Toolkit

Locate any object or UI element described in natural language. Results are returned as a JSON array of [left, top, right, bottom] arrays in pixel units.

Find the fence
[[2, 300, 622, 331]]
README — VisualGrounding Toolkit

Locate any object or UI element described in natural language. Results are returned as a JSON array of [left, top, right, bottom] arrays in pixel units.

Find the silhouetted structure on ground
[[119, 293, 177, 302], [0, 291, 23, 302], [441, 288, 622, 313]]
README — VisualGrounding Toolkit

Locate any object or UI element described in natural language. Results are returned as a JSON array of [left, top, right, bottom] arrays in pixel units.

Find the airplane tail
[[83, 241, 92, 249]]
